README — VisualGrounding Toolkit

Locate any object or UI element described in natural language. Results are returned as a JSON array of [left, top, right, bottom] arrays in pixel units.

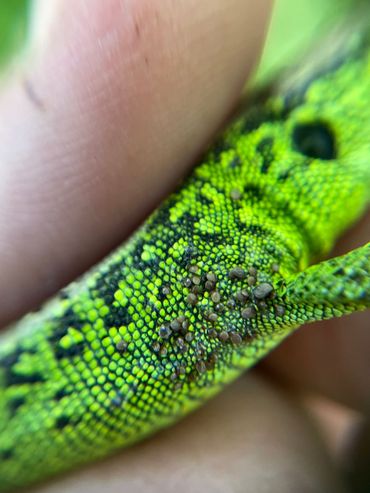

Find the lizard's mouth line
[[238, 182, 317, 261]]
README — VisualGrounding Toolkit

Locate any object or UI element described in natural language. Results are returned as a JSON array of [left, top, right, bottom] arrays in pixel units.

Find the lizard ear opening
[[292, 121, 337, 160]]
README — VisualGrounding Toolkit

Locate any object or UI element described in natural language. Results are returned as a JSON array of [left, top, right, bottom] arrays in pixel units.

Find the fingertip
[[0, 0, 272, 326]]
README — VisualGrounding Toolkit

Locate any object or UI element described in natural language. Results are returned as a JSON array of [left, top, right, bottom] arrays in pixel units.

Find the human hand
[[0, 1, 368, 492]]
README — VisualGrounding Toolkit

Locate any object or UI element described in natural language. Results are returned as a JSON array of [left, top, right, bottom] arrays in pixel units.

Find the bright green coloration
[[257, 0, 366, 83], [0, 0, 28, 68], [0, 23, 370, 493]]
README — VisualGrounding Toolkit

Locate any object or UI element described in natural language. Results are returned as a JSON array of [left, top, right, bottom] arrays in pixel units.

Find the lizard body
[[0, 18, 369, 492]]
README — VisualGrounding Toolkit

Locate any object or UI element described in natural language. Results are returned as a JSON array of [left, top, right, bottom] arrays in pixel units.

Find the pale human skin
[[0, 1, 368, 491]]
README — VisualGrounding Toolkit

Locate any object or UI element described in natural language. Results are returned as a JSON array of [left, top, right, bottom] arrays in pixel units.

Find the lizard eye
[[292, 122, 336, 160]]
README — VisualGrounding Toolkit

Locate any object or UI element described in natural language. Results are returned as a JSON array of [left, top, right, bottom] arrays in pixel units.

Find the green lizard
[[0, 16, 369, 493]]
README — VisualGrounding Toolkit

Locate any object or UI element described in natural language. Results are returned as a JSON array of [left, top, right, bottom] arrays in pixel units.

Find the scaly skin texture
[[0, 23, 369, 492]]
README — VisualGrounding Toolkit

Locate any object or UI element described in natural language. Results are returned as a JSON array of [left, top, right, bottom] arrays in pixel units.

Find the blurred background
[[0, 0, 28, 68]]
